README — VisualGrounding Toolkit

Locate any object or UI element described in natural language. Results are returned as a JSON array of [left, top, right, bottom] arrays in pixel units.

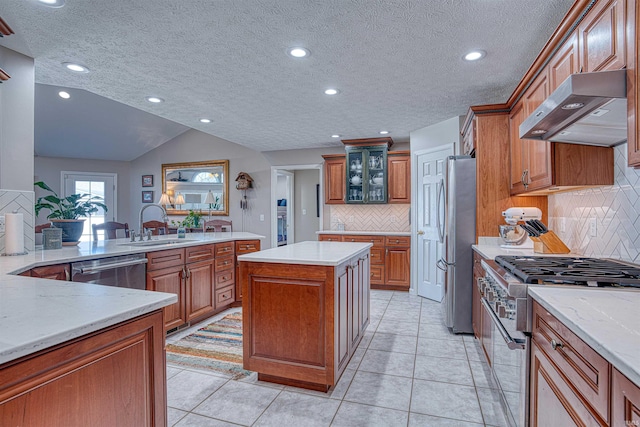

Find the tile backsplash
[[0, 189, 35, 253], [329, 204, 410, 232], [549, 143, 640, 262]]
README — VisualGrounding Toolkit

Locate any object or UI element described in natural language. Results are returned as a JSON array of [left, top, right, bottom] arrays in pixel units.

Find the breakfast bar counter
[[238, 241, 371, 391]]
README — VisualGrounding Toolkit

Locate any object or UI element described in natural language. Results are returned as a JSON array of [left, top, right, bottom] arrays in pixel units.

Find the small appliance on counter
[[499, 207, 542, 249]]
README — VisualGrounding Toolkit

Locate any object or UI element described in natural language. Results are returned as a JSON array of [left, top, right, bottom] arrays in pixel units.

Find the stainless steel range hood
[[519, 69, 627, 146]]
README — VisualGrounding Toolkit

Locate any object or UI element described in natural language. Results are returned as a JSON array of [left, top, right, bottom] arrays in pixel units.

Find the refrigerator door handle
[[436, 178, 445, 243]]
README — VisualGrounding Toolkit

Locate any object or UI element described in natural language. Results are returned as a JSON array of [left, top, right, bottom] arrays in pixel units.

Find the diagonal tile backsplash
[[549, 143, 640, 262], [0, 189, 35, 253], [329, 204, 411, 232]]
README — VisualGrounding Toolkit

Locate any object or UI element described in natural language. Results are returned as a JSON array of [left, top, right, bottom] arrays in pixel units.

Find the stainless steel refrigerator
[[438, 155, 476, 334]]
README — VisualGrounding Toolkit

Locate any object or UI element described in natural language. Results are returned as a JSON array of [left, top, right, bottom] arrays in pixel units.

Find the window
[[62, 172, 117, 242]]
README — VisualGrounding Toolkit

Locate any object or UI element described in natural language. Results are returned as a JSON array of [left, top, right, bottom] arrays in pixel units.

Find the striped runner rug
[[165, 311, 252, 379]]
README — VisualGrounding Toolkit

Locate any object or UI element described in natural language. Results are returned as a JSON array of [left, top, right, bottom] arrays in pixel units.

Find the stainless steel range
[[477, 255, 640, 427]]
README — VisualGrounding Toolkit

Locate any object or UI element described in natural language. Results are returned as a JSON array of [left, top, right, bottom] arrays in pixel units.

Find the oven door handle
[[74, 258, 148, 275], [481, 297, 526, 350]]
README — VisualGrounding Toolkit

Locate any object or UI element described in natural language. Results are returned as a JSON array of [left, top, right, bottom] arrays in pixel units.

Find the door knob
[[417, 230, 425, 235]]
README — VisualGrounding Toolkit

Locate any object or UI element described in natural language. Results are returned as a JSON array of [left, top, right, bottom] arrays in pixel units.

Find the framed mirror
[[161, 160, 229, 216]]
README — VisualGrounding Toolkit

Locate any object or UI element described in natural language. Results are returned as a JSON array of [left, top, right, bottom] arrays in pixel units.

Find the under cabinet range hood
[[519, 69, 627, 146]]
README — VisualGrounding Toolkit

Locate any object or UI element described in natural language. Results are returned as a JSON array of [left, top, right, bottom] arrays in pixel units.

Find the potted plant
[[34, 181, 107, 245], [170, 210, 203, 229]]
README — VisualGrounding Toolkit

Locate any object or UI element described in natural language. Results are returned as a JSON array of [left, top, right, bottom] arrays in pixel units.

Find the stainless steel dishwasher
[[71, 253, 148, 290]]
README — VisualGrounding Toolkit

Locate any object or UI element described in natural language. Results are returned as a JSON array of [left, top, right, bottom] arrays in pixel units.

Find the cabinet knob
[[550, 339, 564, 350]]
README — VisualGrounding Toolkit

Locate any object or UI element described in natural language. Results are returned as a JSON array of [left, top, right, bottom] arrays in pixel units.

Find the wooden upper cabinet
[[509, 101, 527, 194], [549, 31, 580, 91], [322, 154, 346, 204], [578, 0, 627, 72], [387, 151, 410, 203], [628, 0, 640, 167]]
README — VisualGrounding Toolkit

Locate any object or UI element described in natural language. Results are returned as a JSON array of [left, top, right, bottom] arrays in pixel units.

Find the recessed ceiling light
[[146, 96, 164, 103], [379, 130, 390, 135], [464, 50, 486, 61], [58, 91, 70, 99], [62, 62, 89, 73], [36, 0, 65, 7], [324, 88, 340, 95], [562, 102, 584, 110], [288, 47, 310, 58], [531, 129, 546, 135], [331, 134, 341, 138], [199, 118, 212, 124]]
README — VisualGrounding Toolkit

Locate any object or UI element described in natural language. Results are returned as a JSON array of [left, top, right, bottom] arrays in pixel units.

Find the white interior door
[[416, 145, 453, 301], [62, 172, 116, 242]]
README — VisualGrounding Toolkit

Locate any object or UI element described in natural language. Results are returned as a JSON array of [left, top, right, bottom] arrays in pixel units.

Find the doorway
[[270, 165, 322, 249], [62, 171, 117, 242], [412, 144, 454, 301]]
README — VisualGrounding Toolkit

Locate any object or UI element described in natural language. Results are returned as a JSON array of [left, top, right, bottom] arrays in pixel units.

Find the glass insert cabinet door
[[346, 146, 388, 204]]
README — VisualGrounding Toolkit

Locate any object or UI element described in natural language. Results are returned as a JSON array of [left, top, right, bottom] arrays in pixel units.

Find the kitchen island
[[238, 241, 371, 391]]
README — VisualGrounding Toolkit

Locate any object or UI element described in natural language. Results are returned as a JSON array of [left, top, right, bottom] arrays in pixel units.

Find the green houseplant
[[34, 181, 107, 244]]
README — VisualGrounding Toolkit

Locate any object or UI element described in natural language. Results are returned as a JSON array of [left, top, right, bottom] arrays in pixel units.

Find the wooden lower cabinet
[[29, 263, 71, 280], [185, 259, 215, 322], [146, 266, 186, 331], [612, 368, 640, 427], [235, 239, 261, 302], [0, 310, 167, 426], [241, 249, 369, 391], [471, 251, 485, 339]]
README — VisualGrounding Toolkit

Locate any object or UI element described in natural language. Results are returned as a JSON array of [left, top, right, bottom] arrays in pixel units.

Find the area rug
[[165, 311, 252, 379]]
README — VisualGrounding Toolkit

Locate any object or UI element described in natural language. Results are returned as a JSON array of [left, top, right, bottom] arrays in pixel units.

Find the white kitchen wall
[[410, 116, 463, 154], [293, 169, 321, 242], [329, 204, 410, 232], [0, 190, 35, 252], [549, 143, 640, 262]]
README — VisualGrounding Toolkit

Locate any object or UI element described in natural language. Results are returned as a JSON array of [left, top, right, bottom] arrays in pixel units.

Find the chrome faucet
[[139, 203, 168, 240]]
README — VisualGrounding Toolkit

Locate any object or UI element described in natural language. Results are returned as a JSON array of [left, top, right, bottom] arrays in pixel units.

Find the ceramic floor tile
[[166, 365, 183, 380], [253, 391, 340, 426], [174, 413, 238, 426], [418, 322, 464, 342], [193, 381, 280, 426], [416, 338, 468, 360], [236, 372, 286, 390], [408, 412, 484, 426], [464, 338, 486, 363], [344, 371, 413, 411], [413, 354, 474, 386], [346, 346, 367, 370], [368, 332, 417, 354], [358, 349, 416, 378], [390, 292, 424, 304], [283, 368, 356, 401], [370, 290, 394, 301], [331, 401, 409, 427], [358, 331, 374, 349], [386, 300, 422, 311], [469, 361, 498, 389], [167, 370, 228, 411], [419, 310, 445, 325], [382, 308, 421, 323], [167, 407, 188, 426], [477, 387, 510, 427], [375, 319, 420, 336], [410, 379, 484, 424]]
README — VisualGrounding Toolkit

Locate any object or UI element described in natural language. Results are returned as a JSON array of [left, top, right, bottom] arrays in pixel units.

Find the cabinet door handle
[[521, 170, 526, 186], [65, 267, 70, 281], [186, 266, 191, 279], [550, 339, 564, 350]]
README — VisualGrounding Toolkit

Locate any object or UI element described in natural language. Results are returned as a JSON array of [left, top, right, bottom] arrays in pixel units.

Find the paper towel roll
[[5, 212, 25, 255]]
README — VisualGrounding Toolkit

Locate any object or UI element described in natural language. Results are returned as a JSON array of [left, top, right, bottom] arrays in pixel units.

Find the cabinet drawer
[[215, 269, 235, 289], [370, 265, 385, 284], [385, 236, 410, 247], [370, 247, 384, 265], [318, 234, 342, 242], [342, 235, 385, 248], [215, 286, 235, 308], [235, 240, 260, 254], [186, 244, 215, 263], [215, 256, 234, 271], [532, 301, 610, 423], [214, 241, 235, 257], [146, 248, 185, 271]]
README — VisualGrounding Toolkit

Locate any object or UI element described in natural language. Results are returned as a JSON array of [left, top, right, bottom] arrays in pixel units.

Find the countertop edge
[[238, 242, 372, 266], [316, 231, 410, 236], [528, 287, 640, 388]]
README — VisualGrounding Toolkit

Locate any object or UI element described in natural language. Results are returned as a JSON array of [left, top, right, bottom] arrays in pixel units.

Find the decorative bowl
[[498, 225, 527, 245], [372, 176, 383, 184]]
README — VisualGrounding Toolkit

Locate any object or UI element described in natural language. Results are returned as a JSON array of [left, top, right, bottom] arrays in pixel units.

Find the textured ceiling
[[0, 0, 574, 158]]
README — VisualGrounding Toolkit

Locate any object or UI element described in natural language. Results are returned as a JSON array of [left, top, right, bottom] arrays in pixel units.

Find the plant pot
[[50, 219, 85, 245]]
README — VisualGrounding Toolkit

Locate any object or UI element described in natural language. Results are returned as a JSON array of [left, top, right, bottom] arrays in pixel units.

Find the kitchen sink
[[118, 239, 197, 247]]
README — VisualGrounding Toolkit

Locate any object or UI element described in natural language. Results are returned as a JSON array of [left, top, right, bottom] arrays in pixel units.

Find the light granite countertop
[[529, 287, 640, 388], [238, 241, 372, 266], [316, 230, 410, 236], [473, 244, 581, 260], [0, 231, 264, 365]]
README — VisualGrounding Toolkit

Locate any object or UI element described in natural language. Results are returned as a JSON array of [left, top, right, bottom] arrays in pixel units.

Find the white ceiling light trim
[[146, 96, 164, 103], [464, 50, 486, 61], [331, 134, 341, 138], [199, 118, 212, 123], [58, 91, 70, 99], [379, 130, 390, 135], [62, 62, 89, 73], [288, 47, 310, 58], [36, 0, 65, 7], [324, 88, 340, 95]]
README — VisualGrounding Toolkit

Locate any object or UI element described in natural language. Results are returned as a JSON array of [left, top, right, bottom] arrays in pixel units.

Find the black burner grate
[[494, 256, 640, 287]]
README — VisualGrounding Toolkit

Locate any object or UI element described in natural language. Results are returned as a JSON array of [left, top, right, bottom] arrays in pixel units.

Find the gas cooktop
[[494, 256, 640, 287]]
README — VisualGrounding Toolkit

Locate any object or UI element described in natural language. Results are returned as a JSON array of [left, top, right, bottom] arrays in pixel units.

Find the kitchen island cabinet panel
[[0, 310, 167, 427], [234, 239, 261, 302], [612, 368, 640, 427]]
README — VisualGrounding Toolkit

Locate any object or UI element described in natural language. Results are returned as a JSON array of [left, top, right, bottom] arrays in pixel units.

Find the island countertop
[[529, 287, 640, 388], [238, 241, 372, 266]]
